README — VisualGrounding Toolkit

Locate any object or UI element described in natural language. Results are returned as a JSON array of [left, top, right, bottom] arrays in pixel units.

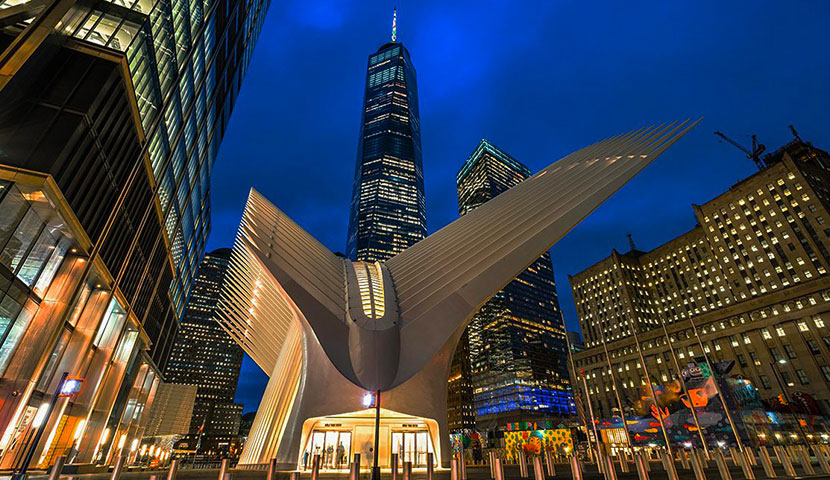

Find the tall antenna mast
[[627, 233, 637, 252], [391, 8, 397, 42]]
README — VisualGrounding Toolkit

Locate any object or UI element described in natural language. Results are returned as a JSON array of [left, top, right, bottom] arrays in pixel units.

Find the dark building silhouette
[[453, 140, 574, 430], [165, 248, 243, 439], [346, 24, 426, 262]]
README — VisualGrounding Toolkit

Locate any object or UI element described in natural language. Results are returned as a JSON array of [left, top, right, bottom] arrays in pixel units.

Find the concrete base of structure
[[236, 320, 454, 471]]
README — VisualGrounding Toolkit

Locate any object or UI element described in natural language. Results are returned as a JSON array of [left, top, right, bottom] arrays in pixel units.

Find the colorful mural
[[449, 431, 483, 454], [595, 360, 778, 448], [503, 429, 572, 460]]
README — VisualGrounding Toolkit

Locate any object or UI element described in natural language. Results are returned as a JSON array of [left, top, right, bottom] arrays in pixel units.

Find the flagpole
[[565, 333, 597, 457]]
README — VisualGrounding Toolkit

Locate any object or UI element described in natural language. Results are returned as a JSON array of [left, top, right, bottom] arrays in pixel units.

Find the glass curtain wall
[[0, 180, 153, 468]]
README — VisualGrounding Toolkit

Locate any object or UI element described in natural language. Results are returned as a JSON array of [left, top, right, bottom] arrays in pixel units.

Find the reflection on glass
[[3, 209, 42, 272], [0, 299, 38, 375], [17, 227, 57, 286]]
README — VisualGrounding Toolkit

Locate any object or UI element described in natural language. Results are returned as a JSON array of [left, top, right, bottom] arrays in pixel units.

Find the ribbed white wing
[[217, 189, 350, 376], [385, 120, 700, 384]]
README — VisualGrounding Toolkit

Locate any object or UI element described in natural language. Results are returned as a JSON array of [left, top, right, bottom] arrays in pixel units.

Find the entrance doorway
[[391, 431, 431, 467], [304, 430, 351, 470], [299, 408, 440, 470]]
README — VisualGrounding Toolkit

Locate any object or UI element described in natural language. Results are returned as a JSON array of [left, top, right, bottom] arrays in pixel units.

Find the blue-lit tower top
[[346, 12, 426, 262]]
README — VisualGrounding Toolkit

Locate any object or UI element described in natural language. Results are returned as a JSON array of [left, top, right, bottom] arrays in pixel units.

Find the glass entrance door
[[391, 431, 431, 467], [304, 431, 351, 470]]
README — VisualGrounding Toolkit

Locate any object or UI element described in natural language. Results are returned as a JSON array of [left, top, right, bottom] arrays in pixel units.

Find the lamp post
[[13, 372, 83, 480], [369, 391, 381, 480]]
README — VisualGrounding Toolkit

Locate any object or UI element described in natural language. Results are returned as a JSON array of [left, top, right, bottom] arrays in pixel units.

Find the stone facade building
[[571, 138, 830, 418]]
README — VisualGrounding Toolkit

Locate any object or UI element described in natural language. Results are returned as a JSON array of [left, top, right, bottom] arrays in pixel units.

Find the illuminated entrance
[[300, 408, 439, 471]]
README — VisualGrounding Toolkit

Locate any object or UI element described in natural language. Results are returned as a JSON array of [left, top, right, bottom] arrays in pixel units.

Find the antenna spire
[[627, 233, 637, 252], [391, 8, 397, 42]]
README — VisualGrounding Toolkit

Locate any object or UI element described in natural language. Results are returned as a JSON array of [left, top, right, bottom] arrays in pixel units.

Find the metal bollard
[[797, 446, 815, 475], [739, 450, 755, 480], [690, 450, 706, 480], [166, 459, 180, 480], [773, 445, 783, 465], [451, 456, 459, 480], [758, 447, 776, 478], [662, 451, 679, 480], [729, 447, 741, 467], [569, 455, 583, 480], [47, 456, 66, 480], [110, 455, 127, 480], [518, 451, 529, 478], [489, 451, 496, 479], [495, 458, 505, 480], [532, 456, 545, 480], [218, 458, 230, 480], [311, 455, 320, 480], [745, 448, 757, 467], [427, 452, 435, 480], [678, 450, 689, 470], [392, 453, 399, 480], [545, 450, 556, 476], [634, 452, 649, 480], [460, 452, 468, 480], [290, 472, 300, 480], [150, 475, 159, 480], [774, 446, 796, 477], [349, 456, 360, 480], [605, 454, 618, 480], [714, 450, 733, 480], [813, 444, 830, 474], [403, 461, 412, 480], [596, 451, 606, 479], [268, 458, 278, 480]]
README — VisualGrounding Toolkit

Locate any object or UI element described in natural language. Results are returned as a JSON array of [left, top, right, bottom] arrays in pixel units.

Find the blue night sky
[[209, 1, 830, 412]]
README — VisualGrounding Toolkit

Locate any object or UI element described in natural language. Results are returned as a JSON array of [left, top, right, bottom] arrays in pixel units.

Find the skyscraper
[[347, 13, 426, 262], [455, 140, 574, 429], [0, 0, 269, 466], [164, 248, 243, 442]]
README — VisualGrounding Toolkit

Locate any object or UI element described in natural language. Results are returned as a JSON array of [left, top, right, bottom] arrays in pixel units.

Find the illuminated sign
[[59, 377, 84, 396]]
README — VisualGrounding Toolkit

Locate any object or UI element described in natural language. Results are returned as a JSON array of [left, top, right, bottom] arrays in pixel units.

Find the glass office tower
[[346, 37, 426, 262], [0, 0, 269, 467], [455, 140, 574, 430], [164, 248, 243, 445]]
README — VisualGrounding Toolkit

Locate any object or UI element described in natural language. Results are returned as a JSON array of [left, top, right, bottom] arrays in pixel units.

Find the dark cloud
[[223, 0, 830, 411]]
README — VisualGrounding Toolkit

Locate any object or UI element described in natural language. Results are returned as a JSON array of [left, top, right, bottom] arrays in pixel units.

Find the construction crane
[[714, 131, 766, 170]]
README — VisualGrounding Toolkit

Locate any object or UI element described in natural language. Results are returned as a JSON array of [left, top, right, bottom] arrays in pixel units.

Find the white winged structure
[[218, 120, 699, 469]]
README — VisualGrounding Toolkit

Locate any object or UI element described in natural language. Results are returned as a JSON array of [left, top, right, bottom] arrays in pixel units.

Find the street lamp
[[364, 391, 381, 480], [12, 372, 83, 480]]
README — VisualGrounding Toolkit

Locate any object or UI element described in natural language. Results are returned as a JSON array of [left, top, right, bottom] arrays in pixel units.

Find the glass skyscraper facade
[[346, 39, 426, 262], [455, 140, 574, 429], [164, 248, 243, 442], [0, 0, 268, 466]]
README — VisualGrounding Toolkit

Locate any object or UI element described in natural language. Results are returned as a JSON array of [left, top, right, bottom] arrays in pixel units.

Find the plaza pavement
[[20, 462, 830, 480]]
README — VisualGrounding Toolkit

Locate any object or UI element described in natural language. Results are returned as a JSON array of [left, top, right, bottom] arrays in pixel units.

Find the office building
[[216, 122, 696, 469], [571, 137, 830, 419], [447, 331, 476, 431], [164, 248, 244, 440], [346, 18, 426, 262], [0, 0, 270, 467], [454, 139, 573, 429], [567, 331, 585, 353]]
